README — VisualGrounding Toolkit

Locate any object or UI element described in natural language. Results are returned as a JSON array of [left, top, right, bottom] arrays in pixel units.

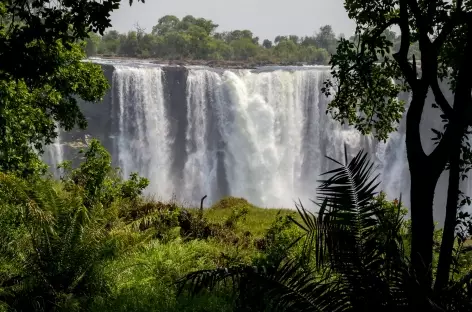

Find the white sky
[[110, 0, 356, 41]]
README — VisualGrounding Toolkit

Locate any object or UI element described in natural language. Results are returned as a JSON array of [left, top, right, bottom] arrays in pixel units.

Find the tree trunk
[[435, 133, 461, 292], [435, 23, 472, 291], [405, 85, 440, 288], [409, 169, 436, 287]]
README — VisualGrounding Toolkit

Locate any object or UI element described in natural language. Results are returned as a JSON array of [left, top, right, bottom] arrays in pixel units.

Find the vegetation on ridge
[[84, 15, 337, 65], [84, 14, 421, 67]]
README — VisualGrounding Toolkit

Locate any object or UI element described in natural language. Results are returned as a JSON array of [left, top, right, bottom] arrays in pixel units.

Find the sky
[[110, 0, 356, 41]]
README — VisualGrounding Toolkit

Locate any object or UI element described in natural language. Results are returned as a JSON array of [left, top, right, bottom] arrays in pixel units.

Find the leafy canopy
[[0, 0, 144, 175], [322, 0, 468, 141]]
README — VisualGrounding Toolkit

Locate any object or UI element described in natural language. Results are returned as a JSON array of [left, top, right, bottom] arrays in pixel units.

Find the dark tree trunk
[[435, 23, 472, 291], [406, 85, 438, 287], [409, 169, 436, 287], [435, 133, 461, 292]]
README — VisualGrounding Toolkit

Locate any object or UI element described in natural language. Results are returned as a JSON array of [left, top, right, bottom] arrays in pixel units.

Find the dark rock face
[[162, 66, 189, 189]]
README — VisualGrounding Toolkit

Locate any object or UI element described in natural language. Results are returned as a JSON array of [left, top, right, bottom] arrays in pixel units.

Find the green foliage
[[120, 200, 181, 240], [89, 239, 235, 312], [0, 143, 302, 311], [253, 213, 303, 266], [61, 139, 149, 209], [90, 15, 336, 65], [120, 173, 150, 201], [0, 140, 155, 311], [0, 0, 144, 177], [0, 172, 114, 311], [224, 206, 249, 229], [211, 197, 252, 210], [0, 43, 109, 176], [3, 138, 470, 311], [85, 32, 102, 56], [0, 0, 144, 81], [313, 25, 338, 55], [322, 36, 406, 141]]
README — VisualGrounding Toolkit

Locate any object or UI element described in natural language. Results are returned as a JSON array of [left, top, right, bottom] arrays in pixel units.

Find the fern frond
[[179, 259, 349, 312]]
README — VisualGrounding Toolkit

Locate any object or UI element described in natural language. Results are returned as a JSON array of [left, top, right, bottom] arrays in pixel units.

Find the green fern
[[0, 173, 116, 311]]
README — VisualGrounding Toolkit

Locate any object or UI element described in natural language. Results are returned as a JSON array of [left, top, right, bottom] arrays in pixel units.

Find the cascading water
[[45, 123, 64, 178], [43, 61, 452, 219], [112, 65, 173, 198]]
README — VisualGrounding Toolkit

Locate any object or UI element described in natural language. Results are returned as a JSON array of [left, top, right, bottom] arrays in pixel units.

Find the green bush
[[120, 200, 181, 241], [90, 239, 236, 312], [0, 140, 153, 311], [253, 212, 303, 266], [0, 173, 114, 311], [60, 139, 149, 209]]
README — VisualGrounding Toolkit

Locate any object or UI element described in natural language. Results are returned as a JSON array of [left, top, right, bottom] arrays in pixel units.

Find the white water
[[113, 66, 173, 197], [45, 64, 418, 211], [46, 122, 64, 178]]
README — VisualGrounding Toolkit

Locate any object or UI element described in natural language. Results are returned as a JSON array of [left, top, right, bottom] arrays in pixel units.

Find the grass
[[205, 197, 299, 237], [89, 197, 301, 312], [90, 239, 235, 312]]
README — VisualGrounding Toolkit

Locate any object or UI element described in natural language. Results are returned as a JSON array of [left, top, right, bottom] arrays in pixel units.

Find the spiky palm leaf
[[295, 150, 414, 311], [179, 259, 349, 312]]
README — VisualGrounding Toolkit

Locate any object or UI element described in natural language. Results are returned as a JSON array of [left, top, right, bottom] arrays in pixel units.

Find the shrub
[[211, 197, 252, 210], [253, 212, 302, 265], [0, 173, 115, 311], [60, 139, 149, 209], [0, 140, 152, 311], [120, 200, 181, 241]]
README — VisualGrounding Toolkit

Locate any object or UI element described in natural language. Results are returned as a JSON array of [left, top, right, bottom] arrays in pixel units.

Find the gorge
[[44, 58, 459, 222]]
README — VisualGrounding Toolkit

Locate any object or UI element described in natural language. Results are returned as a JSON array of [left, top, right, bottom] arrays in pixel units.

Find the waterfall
[[112, 65, 173, 198], [106, 65, 406, 208], [44, 62, 459, 218], [45, 123, 64, 178]]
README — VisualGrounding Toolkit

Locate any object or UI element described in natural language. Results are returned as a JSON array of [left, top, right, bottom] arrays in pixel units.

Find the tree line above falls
[[83, 14, 419, 66]]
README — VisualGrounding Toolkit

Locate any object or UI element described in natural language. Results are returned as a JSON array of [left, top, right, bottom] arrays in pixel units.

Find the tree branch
[[358, 18, 401, 57], [434, 19, 455, 51], [431, 15, 472, 164], [369, 18, 401, 39], [393, 0, 416, 86], [430, 77, 453, 118], [408, 0, 425, 30], [408, 0, 455, 119], [433, 0, 466, 52]]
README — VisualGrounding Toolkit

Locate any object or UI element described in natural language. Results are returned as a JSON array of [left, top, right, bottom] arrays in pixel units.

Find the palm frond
[[290, 149, 413, 311], [314, 149, 381, 267], [291, 199, 333, 270], [179, 259, 349, 312]]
